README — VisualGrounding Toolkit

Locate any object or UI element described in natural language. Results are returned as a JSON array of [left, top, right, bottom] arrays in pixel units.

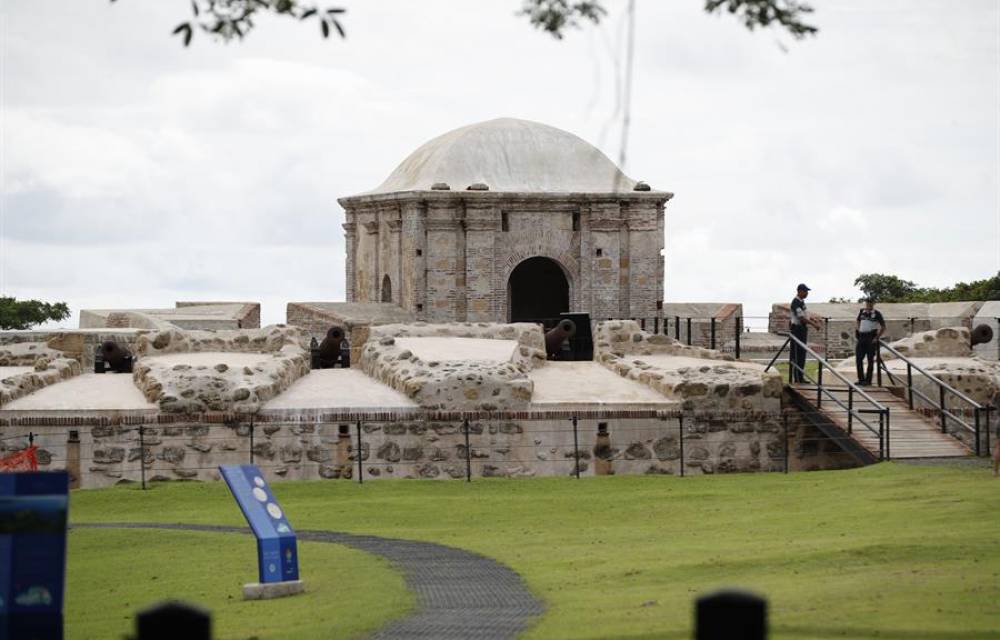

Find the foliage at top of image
[[111, 0, 817, 47], [109, 0, 346, 46], [851, 273, 1000, 304], [518, 1, 607, 39], [522, 0, 818, 39], [0, 297, 71, 330]]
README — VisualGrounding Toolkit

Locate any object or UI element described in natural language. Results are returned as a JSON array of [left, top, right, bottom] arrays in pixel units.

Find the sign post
[[0, 470, 69, 640], [219, 465, 304, 600]]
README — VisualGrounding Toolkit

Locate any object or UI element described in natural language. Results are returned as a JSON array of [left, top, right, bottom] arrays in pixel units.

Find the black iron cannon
[[311, 326, 350, 369], [971, 323, 993, 347], [544, 318, 576, 360], [94, 340, 134, 374]]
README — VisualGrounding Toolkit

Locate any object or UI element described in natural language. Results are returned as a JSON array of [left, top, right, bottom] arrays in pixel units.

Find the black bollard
[[696, 588, 767, 640], [136, 600, 211, 640]]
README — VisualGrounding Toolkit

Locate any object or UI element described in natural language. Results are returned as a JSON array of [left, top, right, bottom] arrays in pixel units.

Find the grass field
[[69, 463, 1000, 639], [66, 529, 412, 640]]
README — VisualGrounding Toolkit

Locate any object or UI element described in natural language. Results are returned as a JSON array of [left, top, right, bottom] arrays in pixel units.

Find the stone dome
[[368, 118, 639, 194]]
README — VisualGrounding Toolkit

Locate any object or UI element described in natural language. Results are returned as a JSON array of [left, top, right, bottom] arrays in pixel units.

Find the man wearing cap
[[789, 284, 822, 383], [855, 298, 886, 386]]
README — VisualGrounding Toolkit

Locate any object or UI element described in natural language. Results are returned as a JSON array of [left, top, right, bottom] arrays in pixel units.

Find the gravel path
[[76, 522, 544, 639]]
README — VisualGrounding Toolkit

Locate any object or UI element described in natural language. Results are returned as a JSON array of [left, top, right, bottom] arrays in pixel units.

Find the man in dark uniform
[[789, 283, 821, 383], [855, 298, 886, 386]]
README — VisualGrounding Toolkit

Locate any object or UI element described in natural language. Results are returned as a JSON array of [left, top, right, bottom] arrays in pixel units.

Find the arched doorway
[[381, 275, 392, 303], [507, 257, 569, 322]]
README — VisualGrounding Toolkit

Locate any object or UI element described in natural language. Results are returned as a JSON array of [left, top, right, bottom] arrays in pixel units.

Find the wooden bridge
[[771, 337, 991, 465]]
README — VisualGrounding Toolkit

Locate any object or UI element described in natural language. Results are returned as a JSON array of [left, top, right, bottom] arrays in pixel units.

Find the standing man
[[855, 298, 886, 386], [789, 284, 822, 382]]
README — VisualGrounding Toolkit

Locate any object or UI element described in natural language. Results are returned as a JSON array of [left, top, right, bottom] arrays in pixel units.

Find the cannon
[[544, 318, 576, 360], [94, 340, 134, 374], [311, 326, 350, 369], [971, 323, 994, 347]]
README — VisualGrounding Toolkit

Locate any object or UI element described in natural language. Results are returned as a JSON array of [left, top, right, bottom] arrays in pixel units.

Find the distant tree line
[[832, 274, 1000, 304]]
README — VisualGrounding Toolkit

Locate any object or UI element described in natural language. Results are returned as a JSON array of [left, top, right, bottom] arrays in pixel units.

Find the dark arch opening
[[381, 275, 392, 303], [507, 257, 569, 323]]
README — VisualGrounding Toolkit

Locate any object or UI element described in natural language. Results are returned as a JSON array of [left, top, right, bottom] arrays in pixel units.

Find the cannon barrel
[[96, 340, 134, 373], [315, 326, 350, 369], [971, 323, 994, 346], [544, 318, 576, 359]]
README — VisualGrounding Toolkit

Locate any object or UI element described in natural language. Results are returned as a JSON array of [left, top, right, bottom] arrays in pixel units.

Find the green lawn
[[66, 529, 412, 640], [70, 463, 1000, 639]]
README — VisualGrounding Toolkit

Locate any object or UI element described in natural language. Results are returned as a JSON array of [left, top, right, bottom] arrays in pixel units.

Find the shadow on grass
[[575, 628, 1000, 640]]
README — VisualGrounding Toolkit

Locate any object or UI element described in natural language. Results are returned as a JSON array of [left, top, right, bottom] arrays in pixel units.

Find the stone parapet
[[1, 358, 82, 407], [0, 408, 817, 487], [359, 323, 546, 410], [131, 326, 310, 414], [594, 321, 782, 412]]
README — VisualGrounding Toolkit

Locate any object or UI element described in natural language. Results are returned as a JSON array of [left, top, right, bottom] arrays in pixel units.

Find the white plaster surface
[[142, 352, 277, 368], [263, 369, 417, 409], [3, 373, 155, 410], [394, 337, 517, 363], [368, 118, 640, 193], [633, 355, 766, 372], [529, 362, 675, 406], [0, 367, 34, 380]]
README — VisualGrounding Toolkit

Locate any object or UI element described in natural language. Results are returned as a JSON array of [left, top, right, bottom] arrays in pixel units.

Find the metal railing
[[766, 333, 891, 459], [876, 340, 993, 456]]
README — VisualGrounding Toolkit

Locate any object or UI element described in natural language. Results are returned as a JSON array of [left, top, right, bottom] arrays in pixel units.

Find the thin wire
[[617, 0, 636, 173]]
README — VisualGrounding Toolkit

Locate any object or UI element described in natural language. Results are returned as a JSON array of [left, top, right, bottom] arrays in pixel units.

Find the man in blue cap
[[789, 283, 821, 382]]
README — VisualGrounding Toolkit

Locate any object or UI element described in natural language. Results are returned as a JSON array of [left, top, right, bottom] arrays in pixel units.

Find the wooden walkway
[[790, 384, 971, 460]]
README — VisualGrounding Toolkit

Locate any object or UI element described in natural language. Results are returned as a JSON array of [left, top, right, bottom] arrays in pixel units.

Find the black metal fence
[[7, 405, 986, 490]]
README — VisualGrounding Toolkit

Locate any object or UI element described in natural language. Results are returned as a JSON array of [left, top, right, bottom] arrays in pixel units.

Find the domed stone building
[[338, 118, 672, 323]]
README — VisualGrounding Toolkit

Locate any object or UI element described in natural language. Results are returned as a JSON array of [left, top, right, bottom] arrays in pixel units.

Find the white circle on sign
[[266, 503, 283, 519], [268, 563, 276, 574], [252, 488, 267, 502], [253, 476, 265, 488]]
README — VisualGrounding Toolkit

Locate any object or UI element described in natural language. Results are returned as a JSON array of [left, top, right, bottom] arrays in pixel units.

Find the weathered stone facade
[[0, 410, 810, 488], [338, 119, 671, 323]]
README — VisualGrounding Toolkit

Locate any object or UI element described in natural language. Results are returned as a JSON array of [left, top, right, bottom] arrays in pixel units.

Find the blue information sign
[[219, 465, 299, 584], [0, 470, 69, 640]]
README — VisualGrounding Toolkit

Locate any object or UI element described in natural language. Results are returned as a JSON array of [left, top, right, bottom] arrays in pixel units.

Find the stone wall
[[0, 329, 146, 369], [972, 301, 1000, 361], [594, 321, 783, 412], [359, 323, 546, 410], [340, 191, 669, 323], [769, 301, 983, 359], [0, 408, 844, 487], [1, 358, 82, 407], [132, 326, 310, 414], [286, 301, 416, 363], [81, 302, 261, 331], [657, 303, 743, 352]]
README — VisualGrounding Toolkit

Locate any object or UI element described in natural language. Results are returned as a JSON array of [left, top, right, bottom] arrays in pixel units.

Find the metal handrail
[[774, 334, 888, 408], [878, 341, 983, 408], [766, 334, 890, 451], [876, 339, 991, 455]]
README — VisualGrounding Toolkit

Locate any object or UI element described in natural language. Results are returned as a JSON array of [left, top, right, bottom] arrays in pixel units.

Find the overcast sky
[[1, 0, 998, 328]]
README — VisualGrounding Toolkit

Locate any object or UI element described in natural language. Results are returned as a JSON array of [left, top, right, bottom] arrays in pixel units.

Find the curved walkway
[[76, 522, 544, 639]]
